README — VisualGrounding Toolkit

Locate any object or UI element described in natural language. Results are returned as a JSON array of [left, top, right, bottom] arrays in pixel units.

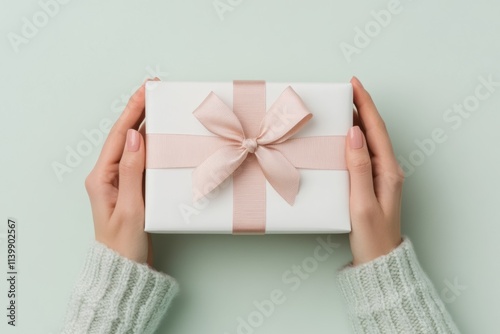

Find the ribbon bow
[[192, 86, 312, 205]]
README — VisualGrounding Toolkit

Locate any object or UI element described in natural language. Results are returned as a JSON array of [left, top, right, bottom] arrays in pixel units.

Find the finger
[[346, 126, 377, 213], [115, 129, 146, 216], [96, 79, 155, 169], [351, 77, 399, 171], [352, 109, 366, 134], [138, 118, 146, 137], [353, 109, 361, 128]]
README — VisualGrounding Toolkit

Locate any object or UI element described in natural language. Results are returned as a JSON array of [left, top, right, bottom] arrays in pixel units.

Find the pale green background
[[1, 0, 499, 333]]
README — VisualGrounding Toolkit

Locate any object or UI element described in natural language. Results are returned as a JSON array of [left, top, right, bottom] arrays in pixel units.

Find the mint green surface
[[1, 0, 499, 333]]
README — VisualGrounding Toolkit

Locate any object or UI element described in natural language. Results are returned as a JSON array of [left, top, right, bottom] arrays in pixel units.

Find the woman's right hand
[[84, 79, 157, 267], [345, 77, 405, 266]]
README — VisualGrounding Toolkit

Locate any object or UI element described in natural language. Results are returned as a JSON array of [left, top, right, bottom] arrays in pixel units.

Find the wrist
[[351, 235, 403, 266]]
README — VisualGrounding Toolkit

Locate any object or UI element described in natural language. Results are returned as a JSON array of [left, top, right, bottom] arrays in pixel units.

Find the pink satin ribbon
[[146, 81, 346, 234]]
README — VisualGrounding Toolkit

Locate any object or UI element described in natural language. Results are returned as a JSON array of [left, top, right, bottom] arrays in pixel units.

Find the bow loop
[[193, 92, 245, 142], [257, 87, 313, 145]]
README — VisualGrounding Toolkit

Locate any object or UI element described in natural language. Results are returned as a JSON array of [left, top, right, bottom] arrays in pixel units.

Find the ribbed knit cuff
[[62, 241, 179, 334], [337, 237, 460, 334]]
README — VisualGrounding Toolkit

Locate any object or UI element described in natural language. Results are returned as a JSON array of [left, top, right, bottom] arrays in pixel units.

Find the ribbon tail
[[254, 147, 300, 205], [192, 146, 248, 202]]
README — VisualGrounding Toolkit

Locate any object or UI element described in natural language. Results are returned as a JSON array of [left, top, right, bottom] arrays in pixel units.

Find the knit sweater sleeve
[[61, 241, 179, 334], [337, 237, 460, 334]]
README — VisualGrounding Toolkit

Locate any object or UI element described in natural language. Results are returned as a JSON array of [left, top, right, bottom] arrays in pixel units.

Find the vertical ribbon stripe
[[232, 81, 267, 234]]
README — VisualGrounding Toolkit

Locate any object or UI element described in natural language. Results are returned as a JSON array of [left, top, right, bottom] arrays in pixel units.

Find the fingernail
[[126, 129, 140, 152], [153, 77, 160, 81], [349, 126, 363, 149]]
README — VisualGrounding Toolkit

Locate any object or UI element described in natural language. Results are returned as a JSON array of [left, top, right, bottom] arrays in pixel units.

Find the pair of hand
[[84, 77, 404, 268]]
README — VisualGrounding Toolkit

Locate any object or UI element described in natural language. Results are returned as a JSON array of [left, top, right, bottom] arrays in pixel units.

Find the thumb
[[116, 129, 145, 212], [346, 126, 377, 211]]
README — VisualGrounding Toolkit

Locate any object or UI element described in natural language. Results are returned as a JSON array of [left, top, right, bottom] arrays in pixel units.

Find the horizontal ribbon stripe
[[146, 134, 229, 168], [267, 136, 346, 170], [146, 134, 346, 170]]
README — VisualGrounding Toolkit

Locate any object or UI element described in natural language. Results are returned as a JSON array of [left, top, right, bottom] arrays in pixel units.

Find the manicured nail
[[349, 126, 363, 149], [126, 129, 140, 152]]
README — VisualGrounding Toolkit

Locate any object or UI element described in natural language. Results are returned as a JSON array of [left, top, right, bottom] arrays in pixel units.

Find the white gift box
[[144, 81, 352, 234]]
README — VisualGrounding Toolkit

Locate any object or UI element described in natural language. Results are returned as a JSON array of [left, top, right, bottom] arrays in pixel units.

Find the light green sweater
[[61, 237, 460, 333], [61, 242, 179, 333]]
